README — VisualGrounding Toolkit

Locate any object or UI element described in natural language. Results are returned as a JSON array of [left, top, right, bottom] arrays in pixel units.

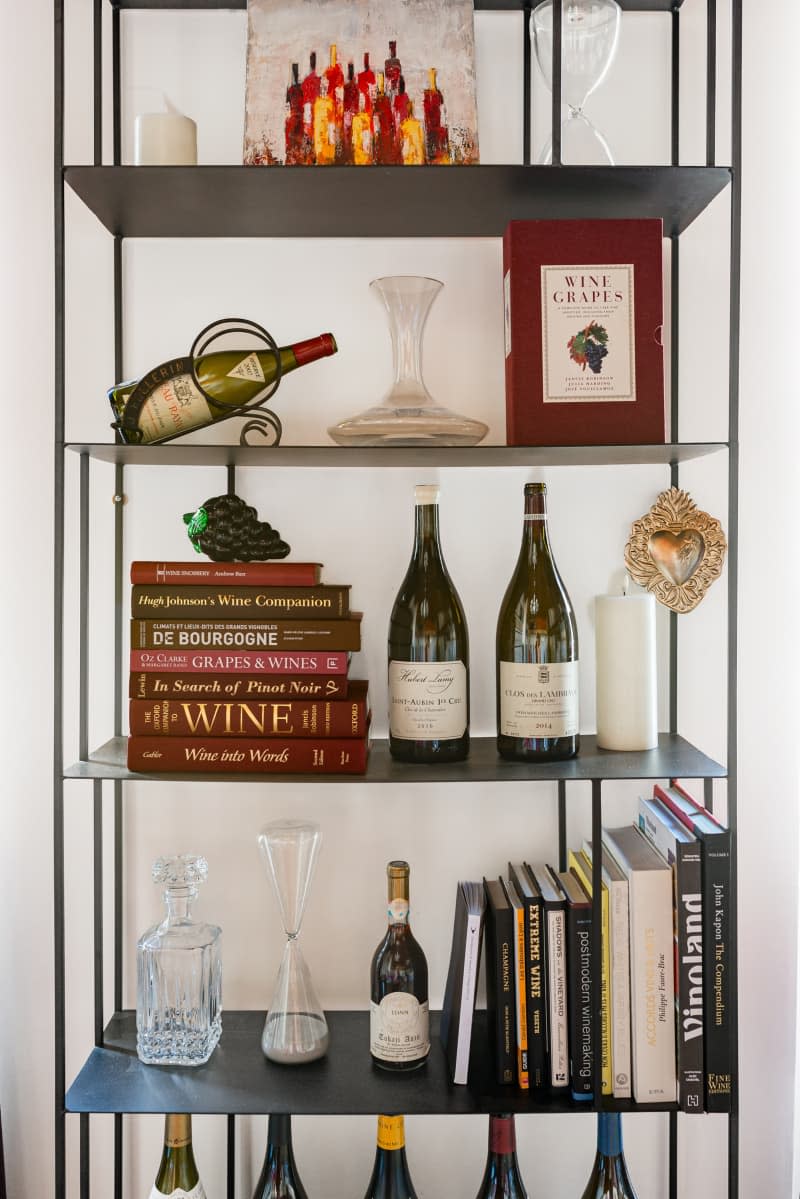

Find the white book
[[584, 837, 632, 1100], [440, 881, 485, 1085], [603, 826, 677, 1104], [529, 864, 568, 1088]]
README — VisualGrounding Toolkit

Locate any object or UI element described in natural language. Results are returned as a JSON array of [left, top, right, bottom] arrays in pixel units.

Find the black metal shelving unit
[[53, 0, 742, 1196]]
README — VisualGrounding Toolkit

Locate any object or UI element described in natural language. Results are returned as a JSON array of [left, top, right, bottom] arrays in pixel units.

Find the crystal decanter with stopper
[[327, 275, 488, 446], [136, 854, 222, 1066], [258, 819, 329, 1064]]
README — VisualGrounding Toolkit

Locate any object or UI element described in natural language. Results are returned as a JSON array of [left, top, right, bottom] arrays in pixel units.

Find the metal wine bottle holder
[[113, 317, 284, 447]]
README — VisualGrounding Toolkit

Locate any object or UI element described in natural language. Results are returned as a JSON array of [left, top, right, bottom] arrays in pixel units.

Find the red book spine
[[130, 562, 323, 586], [129, 681, 369, 738], [127, 734, 369, 775], [130, 584, 350, 619], [129, 672, 349, 700], [130, 616, 362, 652], [130, 650, 350, 674]]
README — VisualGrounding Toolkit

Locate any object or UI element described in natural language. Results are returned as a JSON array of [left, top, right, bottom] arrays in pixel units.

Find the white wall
[[1, 0, 798, 1196]]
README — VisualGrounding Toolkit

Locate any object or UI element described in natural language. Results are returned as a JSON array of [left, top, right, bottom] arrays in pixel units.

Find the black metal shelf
[[66, 442, 728, 468], [64, 165, 731, 239], [112, 0, 686, 12], [66, 1010, 680, 1115], [65, 733, 726, 784]]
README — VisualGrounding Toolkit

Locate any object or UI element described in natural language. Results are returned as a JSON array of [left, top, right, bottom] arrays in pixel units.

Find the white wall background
[[1, 0, 798, 1196]]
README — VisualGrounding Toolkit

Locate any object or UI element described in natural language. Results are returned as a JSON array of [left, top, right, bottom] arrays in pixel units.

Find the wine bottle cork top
[[387, 860, 410, 878], [524, 482, 546, 494], [414, 484, 439, 504]]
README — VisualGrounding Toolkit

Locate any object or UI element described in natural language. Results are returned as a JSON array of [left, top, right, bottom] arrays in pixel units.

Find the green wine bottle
[[496, 482, 580, 761], [388, 483, 469, 763], [150, 1114, 207, 1198], [109, 333, 337, 444]]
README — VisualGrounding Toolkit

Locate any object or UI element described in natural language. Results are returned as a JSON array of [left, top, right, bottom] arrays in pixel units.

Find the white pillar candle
[[595, 588, 658, 751], [134, 110, 197, 165]]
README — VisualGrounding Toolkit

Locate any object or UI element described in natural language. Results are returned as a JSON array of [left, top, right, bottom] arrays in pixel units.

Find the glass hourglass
[[327, 275, 488, 447], [531, 0, 622, 165], [257, 819, 329, 1064]]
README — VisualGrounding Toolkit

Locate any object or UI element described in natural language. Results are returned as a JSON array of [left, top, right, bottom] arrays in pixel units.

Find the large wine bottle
[[474, 1114, 529, 1199], [370, 861, 430, 1071], [109, 333, 337, 444], [150, 1114, 207, 1198], [580, 1113, 640, 1198], [363, 1116, 419, 1199], [252, 1114, 308, 1199], [388, 483, 469, 763], [496, 482, 579, 761]]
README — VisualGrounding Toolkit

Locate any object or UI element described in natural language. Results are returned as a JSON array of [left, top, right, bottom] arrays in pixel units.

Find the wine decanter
[[258, 819, 329, 1064], [531, 0, 622, 165], [327, 275, 488, 447]]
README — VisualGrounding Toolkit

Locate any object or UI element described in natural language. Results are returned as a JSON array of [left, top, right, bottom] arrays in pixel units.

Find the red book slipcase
[[503, 220, 665, 446]]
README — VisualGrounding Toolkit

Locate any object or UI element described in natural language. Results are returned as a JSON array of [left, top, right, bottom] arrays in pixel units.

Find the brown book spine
[[127, 734, 369, 774], [130, 561, 322, 585], [130, 650, 350, 674], [131, 584, 350, 619], [130, 615, 362, 652], [129, 672, 349, 700], [130, 681, 369, 738]]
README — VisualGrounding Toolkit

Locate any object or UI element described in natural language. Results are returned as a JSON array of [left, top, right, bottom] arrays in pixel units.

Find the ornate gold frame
[[624, 487, 727, 614]]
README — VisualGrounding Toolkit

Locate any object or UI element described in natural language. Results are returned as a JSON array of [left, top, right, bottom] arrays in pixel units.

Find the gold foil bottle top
[[377, 1115, 405, 1150], [387, 860, 410, 878], [164, 1113, 192, 1148]]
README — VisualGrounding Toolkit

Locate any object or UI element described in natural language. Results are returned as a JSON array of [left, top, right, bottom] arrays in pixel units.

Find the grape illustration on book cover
[[243, 0, 479, 166]]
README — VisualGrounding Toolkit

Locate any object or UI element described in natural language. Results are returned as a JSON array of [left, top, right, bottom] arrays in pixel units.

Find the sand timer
[[257, 819, 329, 1064], [531, 0, 622, 165]]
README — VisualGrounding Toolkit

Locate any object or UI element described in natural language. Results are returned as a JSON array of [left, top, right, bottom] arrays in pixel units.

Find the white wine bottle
[[388, 483, 469, 763], [363, 1116, 419, 1199], [370, 861, 430, 1070], [150, 1114, 207, 1199], [580, 1113, 640, 1198], [496, 482, 579, 761], [109, 333, 337, 444]]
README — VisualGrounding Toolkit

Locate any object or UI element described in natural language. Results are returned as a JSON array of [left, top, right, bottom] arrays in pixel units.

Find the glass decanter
[[327, 275, 489, 447], [258, 819, 330, 1064], [531, 0, 622, 165], [136, 854, 222, 1066]]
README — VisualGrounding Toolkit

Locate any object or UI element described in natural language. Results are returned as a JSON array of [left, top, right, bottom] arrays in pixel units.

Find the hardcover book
[[653, 782, 732, 1112], [508, 863, 547, 1089], [129, 651, 351, 675], [502, 877, 529, 1089], [568, 850, 612, 1096], [127, 733, 369, 774], [130, 561, 323, 586], [483, 877, 516, 1086], [130, 615, 362, 652], [131, 583, 350, 619], [527, 864, 568, 1090], [582, 839, 632, 1100], [555, 868, 595, 1101], [603, 825, 677, 1104], [503, 219, 665, 446], [129, 672, 349, 700], [440, 881, 486, 1086]]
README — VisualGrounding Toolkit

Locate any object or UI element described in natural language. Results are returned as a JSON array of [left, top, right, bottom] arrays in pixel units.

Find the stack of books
[[125, 559, 370, 775], [440, 781, 731, 1113]]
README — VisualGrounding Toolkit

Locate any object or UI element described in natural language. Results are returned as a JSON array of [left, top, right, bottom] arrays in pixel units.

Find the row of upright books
[[441, 780, 731, 1113], [126, 559, 370, 774]]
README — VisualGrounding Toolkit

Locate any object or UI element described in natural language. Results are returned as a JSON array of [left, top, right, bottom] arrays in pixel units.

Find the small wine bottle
[[388, 483, 469, 763], [474, 1114, 529, 1199], [363, 1115, 418, 1199], [150, 1114, 207, 1199], [370, 861, 430, 1071], [252, 1114, 308, 1199], [496, 482, 580, 761], [580, 1113, 640, 1199], [109, 334, 337, 445]]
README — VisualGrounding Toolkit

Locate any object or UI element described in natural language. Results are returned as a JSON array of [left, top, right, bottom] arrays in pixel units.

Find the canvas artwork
[[243, 0, 480, 166]]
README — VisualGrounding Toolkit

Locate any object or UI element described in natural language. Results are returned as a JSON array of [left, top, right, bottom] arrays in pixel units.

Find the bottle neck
[[412, 502, 445, 571], [387, 873, 411, 932], [163, 885, 196, 923], [371, 1116, 414, 1194], [597, 1112, 623, 1159], [481, 1116, 523, 1195], [518, 487, 552, 564], [156, 1114, 199, 1194], [256, 1115, 305, 1199]]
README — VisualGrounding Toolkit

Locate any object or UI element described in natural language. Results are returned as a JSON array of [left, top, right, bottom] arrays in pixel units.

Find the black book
[[483, 877, 516, 1086], [440, 881, 486, 1085], [555, 868, 595, 1101], [508, 862, 548, 1089], [527, 864, 568, 1090]]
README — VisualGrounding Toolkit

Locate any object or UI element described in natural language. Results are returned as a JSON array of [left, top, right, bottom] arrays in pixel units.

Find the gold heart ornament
[[648, 529, 705, 586], [624, 488, 726, 614]]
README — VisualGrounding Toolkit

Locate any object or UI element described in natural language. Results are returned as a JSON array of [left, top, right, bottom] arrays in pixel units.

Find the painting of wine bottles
[[243, 0, 479, 166]]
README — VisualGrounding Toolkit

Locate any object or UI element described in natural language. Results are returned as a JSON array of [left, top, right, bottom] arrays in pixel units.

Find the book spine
[[566, 852, 612, 1096], [628, 873, 677, 1103], [129, 693, 368, 738], [675, 843, 705, 1112], [502, 230, 517, 444], [129, 672, 349, 700], [525, 895, 548, 1089], [130, 561, 322, 585], [130, 616, 361, 652], [565, 901, 594, 1100], [545, 908, 568, 1089], [127, 734, 369, 774], [485, 903, 516, 1086], [130, 650, 350, 675], [452, 911, 483, 1085], [608, 879, 632, 1100], [131, 583, 350, 618], [512, 903, 529, 1089]]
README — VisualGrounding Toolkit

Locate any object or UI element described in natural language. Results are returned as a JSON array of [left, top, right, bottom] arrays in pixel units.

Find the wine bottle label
[[136, 373, 214, 443], [388, 898, 410, 924], [370, 994, 430, 1063], [150, 1184, 206, 1198], [388, 661, 467, 741], [499, 660, 579, 738], [226, 353, 266, 383], [377, 1115, 405, 1150]]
